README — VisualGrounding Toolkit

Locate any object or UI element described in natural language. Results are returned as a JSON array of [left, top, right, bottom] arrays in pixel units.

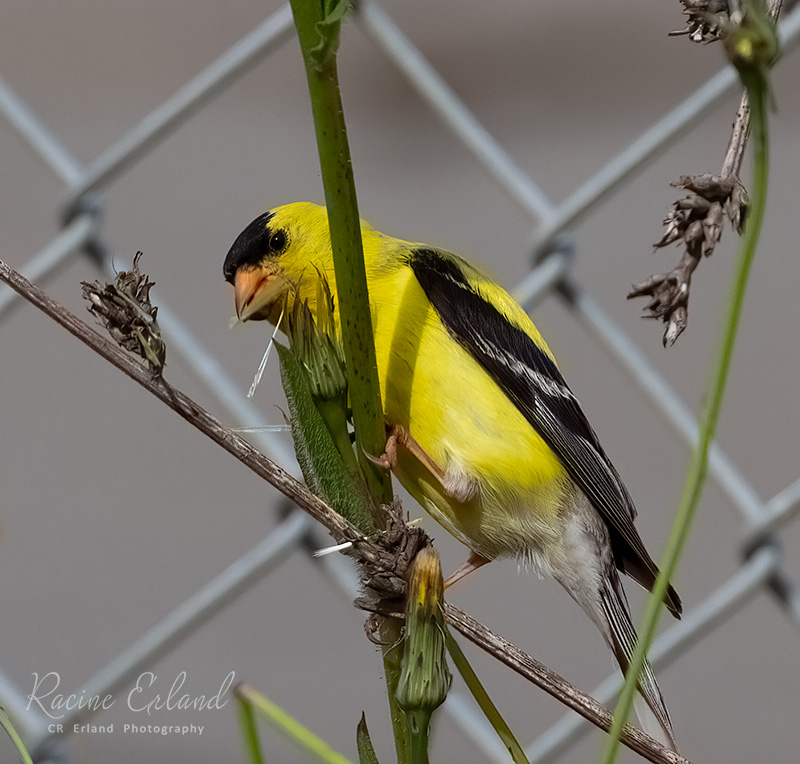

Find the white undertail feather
[[549, 501, 677, 750]]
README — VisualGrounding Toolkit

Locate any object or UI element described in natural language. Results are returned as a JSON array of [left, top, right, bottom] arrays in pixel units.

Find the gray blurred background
[[1, 1, 799, 762]]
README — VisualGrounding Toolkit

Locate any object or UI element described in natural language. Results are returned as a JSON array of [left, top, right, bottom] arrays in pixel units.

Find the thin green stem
[[445, 633, 530, 764], [0, 708, 33, 764], [601, 71, 770, 764]]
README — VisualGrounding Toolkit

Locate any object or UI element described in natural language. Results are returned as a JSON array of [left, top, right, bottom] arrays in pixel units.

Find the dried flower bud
[[684, 219, 705, 256], [674, 173, 735, 201], [702, 202, 724, 256], [726, 180, 750, 234], [655, 204, 690, 249], [632, 171, 750, 346], [81, 252, 166, 375]]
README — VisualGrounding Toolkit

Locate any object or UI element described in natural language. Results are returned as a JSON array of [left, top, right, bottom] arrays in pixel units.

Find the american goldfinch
[[223, 202, 682, 748]]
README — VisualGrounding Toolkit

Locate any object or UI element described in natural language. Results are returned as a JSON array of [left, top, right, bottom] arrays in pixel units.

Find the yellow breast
[[367, 254, 570, 559]]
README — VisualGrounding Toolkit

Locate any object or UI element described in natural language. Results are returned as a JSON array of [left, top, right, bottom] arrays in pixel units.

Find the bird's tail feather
[[599, 576, 677, 751]]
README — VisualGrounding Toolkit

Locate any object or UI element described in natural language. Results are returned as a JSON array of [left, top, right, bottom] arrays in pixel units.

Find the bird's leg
[[367, 424, 479, 503], [444, 552, 492, 589], [366, 425, 447, 482], [369, 427, 489, 587]]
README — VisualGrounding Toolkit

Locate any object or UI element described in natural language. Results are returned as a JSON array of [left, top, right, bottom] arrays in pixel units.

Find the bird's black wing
[[407, 248, 681, 617]]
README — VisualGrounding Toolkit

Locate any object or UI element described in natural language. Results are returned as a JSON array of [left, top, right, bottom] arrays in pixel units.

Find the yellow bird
[[224, 202, 682, 748]]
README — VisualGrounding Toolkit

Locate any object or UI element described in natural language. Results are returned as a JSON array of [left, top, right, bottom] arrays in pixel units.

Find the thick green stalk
[[289, 0, 392, 507], [601, 52, 771, 764], [287, 3, 407, 762]]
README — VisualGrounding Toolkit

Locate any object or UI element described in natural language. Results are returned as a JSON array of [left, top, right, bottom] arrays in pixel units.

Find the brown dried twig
[[629, 0, 781, 347], [0, 258, 354, 544], [0, 260, 692, 764]]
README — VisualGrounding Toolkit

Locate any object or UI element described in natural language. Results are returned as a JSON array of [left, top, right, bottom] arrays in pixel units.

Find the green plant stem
[[407, 719, 431, 764], [601, 75, 770, 763], [445, 633, 530, 764], [289, 0, 392, 508], [288, 4, 407, 761]]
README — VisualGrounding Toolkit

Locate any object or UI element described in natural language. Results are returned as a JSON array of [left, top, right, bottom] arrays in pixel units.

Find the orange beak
[[233, 267, 287, 323]]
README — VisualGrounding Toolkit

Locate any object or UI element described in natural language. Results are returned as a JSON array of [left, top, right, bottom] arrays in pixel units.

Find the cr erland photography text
[[27, 669, 236, 737]]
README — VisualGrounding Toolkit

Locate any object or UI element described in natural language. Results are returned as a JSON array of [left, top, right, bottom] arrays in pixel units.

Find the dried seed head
[[702, 202, 724, 257], [726, 180, 750, 234], [81, 253, 166, 375], [632, 172, 749, 346]]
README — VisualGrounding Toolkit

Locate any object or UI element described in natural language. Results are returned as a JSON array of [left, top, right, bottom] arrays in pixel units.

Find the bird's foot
[[364, 425, 415, 471]]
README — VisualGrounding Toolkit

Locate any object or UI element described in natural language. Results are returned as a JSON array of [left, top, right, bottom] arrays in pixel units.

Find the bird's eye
[[269, 230, 287, 253]]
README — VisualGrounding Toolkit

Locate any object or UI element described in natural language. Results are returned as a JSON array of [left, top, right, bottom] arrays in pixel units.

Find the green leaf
[[323, 0, 349, 23], [236, 684, 354, 764], [356, 714, 381, 764], [445, 634, 530, 764], [236, 691, 265, 764], [277, 341, 374, 533], [310, 0, 350, 68]]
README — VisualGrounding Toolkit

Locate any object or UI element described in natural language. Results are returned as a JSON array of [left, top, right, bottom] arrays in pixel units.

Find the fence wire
[[1, 2, 799, 762]]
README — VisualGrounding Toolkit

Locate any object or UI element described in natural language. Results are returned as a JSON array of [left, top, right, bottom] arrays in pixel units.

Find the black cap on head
[[223, 211, 275, 284]]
